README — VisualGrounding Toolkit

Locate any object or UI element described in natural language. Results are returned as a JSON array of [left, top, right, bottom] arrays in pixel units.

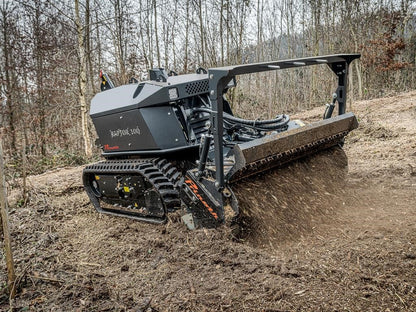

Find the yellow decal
[[123, 186, 130, 193]]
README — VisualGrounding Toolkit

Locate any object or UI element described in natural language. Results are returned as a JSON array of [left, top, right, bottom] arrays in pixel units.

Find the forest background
[[0, 0, 415, 181]]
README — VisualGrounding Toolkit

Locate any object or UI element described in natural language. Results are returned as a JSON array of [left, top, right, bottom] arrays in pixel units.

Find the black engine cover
[[93, 106, 187, 154]]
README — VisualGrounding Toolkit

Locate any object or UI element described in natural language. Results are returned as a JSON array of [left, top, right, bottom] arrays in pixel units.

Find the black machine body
[[84, 54, 360, 228]]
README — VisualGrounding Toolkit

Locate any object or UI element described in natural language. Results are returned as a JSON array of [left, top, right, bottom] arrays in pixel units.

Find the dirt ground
[[1, 91, 415, 311]]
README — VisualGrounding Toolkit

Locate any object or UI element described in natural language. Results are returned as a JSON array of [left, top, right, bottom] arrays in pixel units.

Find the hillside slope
[[1, 92, 415, 311]]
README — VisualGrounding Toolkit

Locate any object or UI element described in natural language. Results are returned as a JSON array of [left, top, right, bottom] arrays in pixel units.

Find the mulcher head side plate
[[180, 170, 239, 229]]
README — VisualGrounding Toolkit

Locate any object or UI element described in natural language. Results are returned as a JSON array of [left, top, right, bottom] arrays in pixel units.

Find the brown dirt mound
[[232, 147, 349, 247]]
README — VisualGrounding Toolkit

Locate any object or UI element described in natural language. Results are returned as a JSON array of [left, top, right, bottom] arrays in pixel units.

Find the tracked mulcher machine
[[83, 54, 360, 229]]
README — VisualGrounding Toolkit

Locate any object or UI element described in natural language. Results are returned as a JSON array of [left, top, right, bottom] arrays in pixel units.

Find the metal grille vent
[[185, 80, 209, 95]]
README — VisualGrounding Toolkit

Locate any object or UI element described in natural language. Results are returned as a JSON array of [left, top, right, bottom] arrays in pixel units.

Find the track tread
[[83, 158, 182, 220]]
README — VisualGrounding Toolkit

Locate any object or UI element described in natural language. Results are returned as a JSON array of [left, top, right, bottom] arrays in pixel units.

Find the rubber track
[[84, 158, 181, 213]]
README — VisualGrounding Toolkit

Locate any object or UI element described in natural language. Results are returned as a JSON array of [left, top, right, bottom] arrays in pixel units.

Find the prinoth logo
[[103, 144, 119, 151], [109, 126, 141, 138]]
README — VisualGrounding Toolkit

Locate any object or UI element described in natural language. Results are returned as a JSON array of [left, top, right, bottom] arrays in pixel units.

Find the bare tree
[[75, 0, 92, 157], [0, 3, 17, 155], [0, 0, 414, 175]]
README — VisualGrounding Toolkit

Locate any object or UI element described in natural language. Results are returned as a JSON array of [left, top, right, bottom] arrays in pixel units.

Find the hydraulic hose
[[192, 107, 290, 132]]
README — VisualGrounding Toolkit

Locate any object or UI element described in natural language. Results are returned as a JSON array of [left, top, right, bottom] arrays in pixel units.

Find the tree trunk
[[1, 7, 16, 155], [349, 24, 363, 99], [184, 0, 190, 72], [94, 0, 102, 74], [355, 60, 363, 99], [75, 0, 92, 158], [153, 0, 161, 68], [114, 0, 127, 82], [34, 2, 47, 156], [0, 140, 16, 299], [85, 0, 94, 93], [198, 0, 205, 65], [220, 0, 224, 66]]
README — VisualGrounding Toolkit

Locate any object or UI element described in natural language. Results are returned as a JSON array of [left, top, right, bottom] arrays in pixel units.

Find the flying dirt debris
[[83, 54, 360, 229]]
